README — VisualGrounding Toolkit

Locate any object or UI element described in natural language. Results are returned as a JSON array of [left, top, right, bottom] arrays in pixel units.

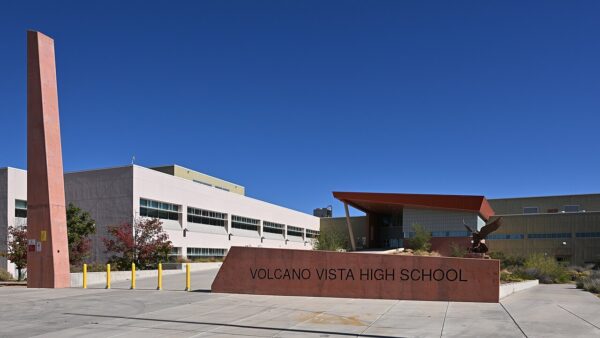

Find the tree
[[314, 226, 349, 251], [406, 224, 431, 251], [103, 218, 172, 270], [4, 226, 27, 281], [66, 203, 96, 266]]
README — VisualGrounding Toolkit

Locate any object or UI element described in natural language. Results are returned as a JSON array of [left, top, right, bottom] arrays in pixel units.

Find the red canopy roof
[[333, 192, 495, 220]]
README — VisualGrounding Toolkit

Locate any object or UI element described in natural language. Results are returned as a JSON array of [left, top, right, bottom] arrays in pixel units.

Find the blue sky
[[1, 1, 599, 216]]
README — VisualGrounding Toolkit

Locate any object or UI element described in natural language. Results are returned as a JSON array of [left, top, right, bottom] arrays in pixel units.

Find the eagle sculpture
[[463, 217, 503, 254]]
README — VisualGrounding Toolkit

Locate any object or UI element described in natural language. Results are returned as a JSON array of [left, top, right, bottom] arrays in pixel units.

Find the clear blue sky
[[1, 1, 599, 216]]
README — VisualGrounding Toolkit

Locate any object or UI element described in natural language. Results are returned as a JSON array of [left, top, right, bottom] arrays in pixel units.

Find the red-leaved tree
[[103, 218, 172, 270], [4, 226, 28, 281]]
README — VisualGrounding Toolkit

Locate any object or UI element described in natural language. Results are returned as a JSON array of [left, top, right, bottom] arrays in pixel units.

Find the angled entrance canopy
[[333, 192, 495, 220]]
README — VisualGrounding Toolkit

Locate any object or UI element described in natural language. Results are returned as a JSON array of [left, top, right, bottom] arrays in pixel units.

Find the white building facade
[[1, 165, 320, 273], [0, 168, 28, 277]]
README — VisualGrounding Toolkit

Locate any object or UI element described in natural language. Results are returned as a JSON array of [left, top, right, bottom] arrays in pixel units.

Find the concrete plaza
[[1, 268, 599, 337]]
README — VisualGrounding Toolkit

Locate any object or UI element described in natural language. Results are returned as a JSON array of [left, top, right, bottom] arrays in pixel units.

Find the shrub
[[413, 250, 440, 257], [0, 268, 14, 281], [314, 227, 349, 251], [500, 270, 526, 283], [449, 242, 466, 258], [513, 253, 569, 284], [406, 224, 431, 251], [489, 251, 526, 269], [577, 270, 600, 294]]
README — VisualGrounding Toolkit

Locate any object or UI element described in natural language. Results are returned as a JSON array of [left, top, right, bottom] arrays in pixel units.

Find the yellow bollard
[[185, 263, 191, 291], [106, 264, 111, 289], [131, 262, 136, 289], [157, 263, 163, 290], [83, 264, 87, 289]]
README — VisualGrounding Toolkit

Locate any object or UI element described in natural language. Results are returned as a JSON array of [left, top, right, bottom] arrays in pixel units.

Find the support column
[[344, 202, 357, 251], [26, 30, 71, 288]]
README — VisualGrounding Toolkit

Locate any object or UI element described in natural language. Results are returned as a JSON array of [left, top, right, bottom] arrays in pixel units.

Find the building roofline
[[333, 191, 495, 220], [64, 164, 134, 175], [489, 193, 600, 201], [0, 167, 27, 172]]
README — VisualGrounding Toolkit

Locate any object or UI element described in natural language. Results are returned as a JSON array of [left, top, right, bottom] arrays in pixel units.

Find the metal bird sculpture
[[463, 217, 503, 254]]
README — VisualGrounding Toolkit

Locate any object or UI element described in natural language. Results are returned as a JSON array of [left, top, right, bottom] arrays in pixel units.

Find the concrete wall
[[65, 166, 134, 263], [500, 280, 539, 299]]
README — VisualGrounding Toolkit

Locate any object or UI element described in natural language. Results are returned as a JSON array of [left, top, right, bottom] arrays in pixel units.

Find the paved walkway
[[0, 269, 599, 337]]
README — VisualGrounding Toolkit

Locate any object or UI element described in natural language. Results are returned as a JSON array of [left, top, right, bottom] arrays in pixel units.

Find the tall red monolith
[[26, 30, 71, 288]]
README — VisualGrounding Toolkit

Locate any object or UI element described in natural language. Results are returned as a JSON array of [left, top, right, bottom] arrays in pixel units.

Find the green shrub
[[489, 251, 526, 269], [406, 224, 431, 251], [513, 253, 569, 284], [315, 227, 350, 251], [449, 242, 466, 258], [500, 270, 526, 283], [0, 268, 14, 281]]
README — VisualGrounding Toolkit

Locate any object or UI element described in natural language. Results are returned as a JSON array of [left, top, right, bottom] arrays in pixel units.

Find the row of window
[[263, 221, 285, 234], [523, 205, 581, 214], [187, 207, 227, 227], [576, 232, 600, 238], [140, 198, 180, 220], [306, 229, 319, 238], [287, 226, 304, 237], [231, 215, 261, 231], [137, 198, 317, 237], [487, 233, 525, 240], [186, 247, 227, 257], [487, 232, 600, 240], [430, 231, 470, 238]]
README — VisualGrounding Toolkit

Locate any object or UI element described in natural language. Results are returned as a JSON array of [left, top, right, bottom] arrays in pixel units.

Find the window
[[193, 180, 212, 187], [287, 226, 304, 237], [140, 198, 180, 220], [306, 229, 320, 239], [187, 247, 226, 257], [263, 221, 285, 235], [231, 215, 260, 231], [575, 232, 600, 238], [430, 231, 470, 238], [523, 207, 538, 214], [215, 186, 230, 192], [15, 199, 27, 218], [169, 247, 181, 257], [187, 207, 227, 227], [564, 205, 580, 213], [527, 233, 572, 239], [487, 233, 525, 240]]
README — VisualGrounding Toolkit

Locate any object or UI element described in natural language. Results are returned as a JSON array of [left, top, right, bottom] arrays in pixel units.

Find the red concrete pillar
[[26, 30, 71, 288]]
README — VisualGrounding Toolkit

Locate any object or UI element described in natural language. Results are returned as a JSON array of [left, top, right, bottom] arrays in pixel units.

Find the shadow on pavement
[[64, 312, 405, 338]]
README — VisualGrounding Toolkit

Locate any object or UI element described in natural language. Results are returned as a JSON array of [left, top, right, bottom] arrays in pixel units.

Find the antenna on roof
[[131, 155, 135, 165]]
